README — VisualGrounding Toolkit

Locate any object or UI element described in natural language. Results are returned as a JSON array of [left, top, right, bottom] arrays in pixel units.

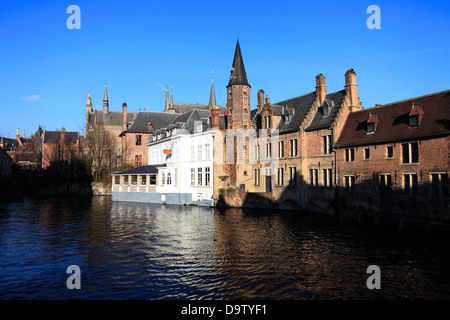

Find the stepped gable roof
[[112, 164, 166, 175], [336, 89, 450, 148], [273, 91, 317, 134], [124, 112, 179, 133], [43, 131, 79, 144], [304, 90, 346, 131]]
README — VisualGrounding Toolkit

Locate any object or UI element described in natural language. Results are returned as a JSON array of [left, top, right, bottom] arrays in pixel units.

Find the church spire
[[87, 91, 92, 107], [209, 71, 216, 107], [86, 91, 93, 112], [103, 82, 109, 114], [227, 39, 250, 88]]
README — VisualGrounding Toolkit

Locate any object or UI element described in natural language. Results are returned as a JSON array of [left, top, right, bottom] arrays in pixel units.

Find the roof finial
[[237, 28, 239, 40]]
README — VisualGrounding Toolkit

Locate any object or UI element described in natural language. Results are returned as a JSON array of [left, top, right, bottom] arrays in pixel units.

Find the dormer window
[[409, 103, 423, 127], [409, 115, 419, 127], [148, 122, 153, 130], [366, 112, 379, 134], [323, 102, 330, 117], [286, 112, 290, 122]]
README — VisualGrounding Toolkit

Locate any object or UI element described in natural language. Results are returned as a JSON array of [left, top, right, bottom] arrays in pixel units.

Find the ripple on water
[[1, 198, 450, 299]]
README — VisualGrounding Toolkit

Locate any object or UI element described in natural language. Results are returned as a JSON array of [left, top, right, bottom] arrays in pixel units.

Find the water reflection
[[0, 197, 449, 299]]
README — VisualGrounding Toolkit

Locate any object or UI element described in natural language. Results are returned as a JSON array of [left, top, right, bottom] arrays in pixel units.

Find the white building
[[112, 77, 226, 206], [148, 110, 216, 206], [112, 107, 225, 206]]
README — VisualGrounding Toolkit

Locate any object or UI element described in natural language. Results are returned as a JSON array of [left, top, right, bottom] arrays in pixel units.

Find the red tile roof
[[336, 90, 450, 147]]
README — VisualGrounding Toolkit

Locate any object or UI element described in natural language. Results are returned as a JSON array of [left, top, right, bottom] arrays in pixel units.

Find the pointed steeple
[[227, 39, 250, 88], [209, 71, 216, 107], [86, 91, 93, 113], [103, 82, 109, 114]]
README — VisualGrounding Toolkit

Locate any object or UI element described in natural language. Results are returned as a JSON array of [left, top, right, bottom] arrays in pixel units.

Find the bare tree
[[84, 125, 118, 182], [42, 131, 80, 169]]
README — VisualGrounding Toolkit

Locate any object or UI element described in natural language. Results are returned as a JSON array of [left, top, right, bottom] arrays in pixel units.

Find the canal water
[[1, 196, 449, 300]]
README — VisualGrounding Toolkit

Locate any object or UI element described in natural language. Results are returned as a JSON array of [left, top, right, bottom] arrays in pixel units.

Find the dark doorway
[[265, 176, 272, 193]]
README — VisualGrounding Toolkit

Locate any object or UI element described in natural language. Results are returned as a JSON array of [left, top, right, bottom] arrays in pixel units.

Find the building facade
[[0, 147, 12, 176], [112, 39, 449, 227], [335, 90, 450, 222], [85, 84, 137, 164], [119, 111, 179, 166], [42, 128, 81, 169], [112, 80, 226, 206]]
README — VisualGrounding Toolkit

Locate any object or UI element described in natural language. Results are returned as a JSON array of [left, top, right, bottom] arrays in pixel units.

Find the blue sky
[[1, 0, 449, 137]]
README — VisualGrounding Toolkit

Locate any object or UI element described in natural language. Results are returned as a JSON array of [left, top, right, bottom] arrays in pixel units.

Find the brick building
[[85, 84, 137, 164], [42, 128, 81, 169], [335, 90, 450, 222], [212, 39, 449, 225], [214, 39, 366, 211], [119, 109, 179, 166]]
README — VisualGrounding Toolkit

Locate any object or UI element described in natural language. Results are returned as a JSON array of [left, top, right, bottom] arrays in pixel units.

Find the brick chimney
[[122, 103, 128, 131], [345, 69, 362, 110], [211, 107, 220, 130], [61, 127, 66, 143], [257, 89, 265, 112], [165, 87, 169, 112], [265, 94, 270, 105], [315, 74, 327, 102]]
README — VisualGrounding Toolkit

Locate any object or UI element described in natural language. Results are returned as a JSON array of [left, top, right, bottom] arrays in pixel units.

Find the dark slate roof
[[43, 131, 79, 144], [273, 92, 317, 134], [88, 110, 136, 127], [112, 164, 166, 175], [304, 90, 346, 131], [0, 137, 20, 152], [227, 39, 250, 88], [172, 109, 213, 134], [150, 108, 226, 142], [124, 112, 179, 133], [336, 89, 450, 147], [167, 103, 226, 115]]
